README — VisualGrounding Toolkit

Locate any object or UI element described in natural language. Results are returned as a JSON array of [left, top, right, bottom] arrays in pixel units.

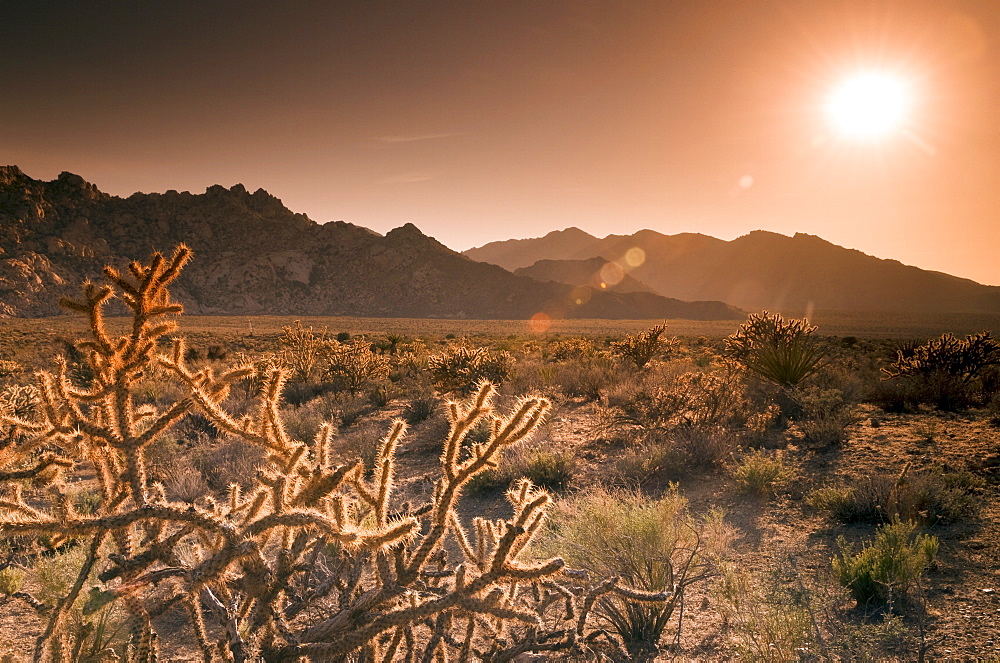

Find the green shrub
[[0, 565, 26, 595], [725, 311, 827, 389], [520, 449, 576, 491], [732, 450, 790, 495], [808, 466, 983, 526], [542, 486, 724, 660], [832, 520, 938, 607]]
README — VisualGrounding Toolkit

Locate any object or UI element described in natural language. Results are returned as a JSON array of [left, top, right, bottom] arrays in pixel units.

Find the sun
[[826, 73, 909, 138]]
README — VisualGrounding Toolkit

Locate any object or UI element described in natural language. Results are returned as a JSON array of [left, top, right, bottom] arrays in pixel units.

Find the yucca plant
[[0, 246, 669, 661], [724, 311, 827, 389]]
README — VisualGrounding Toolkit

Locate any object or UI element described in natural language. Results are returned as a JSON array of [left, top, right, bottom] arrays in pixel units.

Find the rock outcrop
[[0, 167, 742, 320]]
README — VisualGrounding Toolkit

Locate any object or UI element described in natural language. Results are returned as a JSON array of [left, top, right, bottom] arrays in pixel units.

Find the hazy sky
[[4, 1, 999, 285]]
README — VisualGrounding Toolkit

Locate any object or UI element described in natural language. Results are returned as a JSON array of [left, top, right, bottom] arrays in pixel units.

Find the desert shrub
[[328, 421, 385, 474], [0, 359, 22, 380], [618, 369, 756, 433], [56, 338, 96, 389], [989, 393, 1000, 426], [464, 445, 576, 494], [612, 427, 740, 484], [323, 341, 391, 393], [428, 344, 513, 394], [546, 337, 597, 361], [542, 486, 725, 661], [162, 461, 211, 503], [0, 565, 26, 595], [190, 436, 266, 491], [403, 390, 439, 424], [882, 331, 1000, 409], [732, 449, 790, 495], [673, 425, 741, 470], [808, 465, 983, 526], [725, 311, 827, 389], [519, 448, 576, 492], [614, 440, 687, 485], [716, 562, 814, 661], [554, 354, 632, 401], [796, 387, 857, 446], [610, 323, 678, 370], [71, 488, 103, 516], [832, 519, 938, 607]]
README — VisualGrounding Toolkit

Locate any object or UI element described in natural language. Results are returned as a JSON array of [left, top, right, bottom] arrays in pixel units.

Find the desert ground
[[1, 311, 998, 661]]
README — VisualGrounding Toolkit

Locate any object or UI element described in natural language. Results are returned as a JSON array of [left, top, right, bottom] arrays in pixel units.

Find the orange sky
[[3, 1, 999, 285]]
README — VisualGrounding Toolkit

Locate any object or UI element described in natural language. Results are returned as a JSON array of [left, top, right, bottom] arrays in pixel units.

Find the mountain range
[[0, 167, 739, 320], [465, 228, 1000, 314]]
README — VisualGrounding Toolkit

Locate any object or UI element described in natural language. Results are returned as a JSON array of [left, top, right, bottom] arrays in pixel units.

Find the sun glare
[[827, 73, 909, 138]]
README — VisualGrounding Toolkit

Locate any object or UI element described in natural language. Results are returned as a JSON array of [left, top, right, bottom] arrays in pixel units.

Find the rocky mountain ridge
[[465, 227, 1000, 314], [0, 167, 741, 320]]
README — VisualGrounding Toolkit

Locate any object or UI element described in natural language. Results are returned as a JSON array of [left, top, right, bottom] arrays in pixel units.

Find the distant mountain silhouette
[[515, 257, 656, 294], [0, 167, 741, 320], [465, 228, 1000, 314]]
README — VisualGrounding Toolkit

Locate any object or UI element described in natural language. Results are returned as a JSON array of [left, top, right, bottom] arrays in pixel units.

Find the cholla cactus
[[611, 323, 677, 370], [428, 345, 513, 395], [0, 247, 666, 661], [882, 331, 1000, 409], [322, 340, 390, 393]]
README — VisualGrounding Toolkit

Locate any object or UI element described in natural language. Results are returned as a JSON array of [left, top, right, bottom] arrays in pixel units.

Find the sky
[[3, 1, 999, 285]]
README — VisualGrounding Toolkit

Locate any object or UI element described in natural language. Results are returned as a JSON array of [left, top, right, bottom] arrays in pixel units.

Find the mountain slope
[[514, 257, 656, 294], [0, 167, 741, 320], [465, 228, 1000, 314]]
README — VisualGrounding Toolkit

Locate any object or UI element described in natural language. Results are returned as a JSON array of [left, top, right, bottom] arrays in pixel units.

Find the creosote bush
[[0, 246, 673, 662], [732, 450, 790, 496]]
